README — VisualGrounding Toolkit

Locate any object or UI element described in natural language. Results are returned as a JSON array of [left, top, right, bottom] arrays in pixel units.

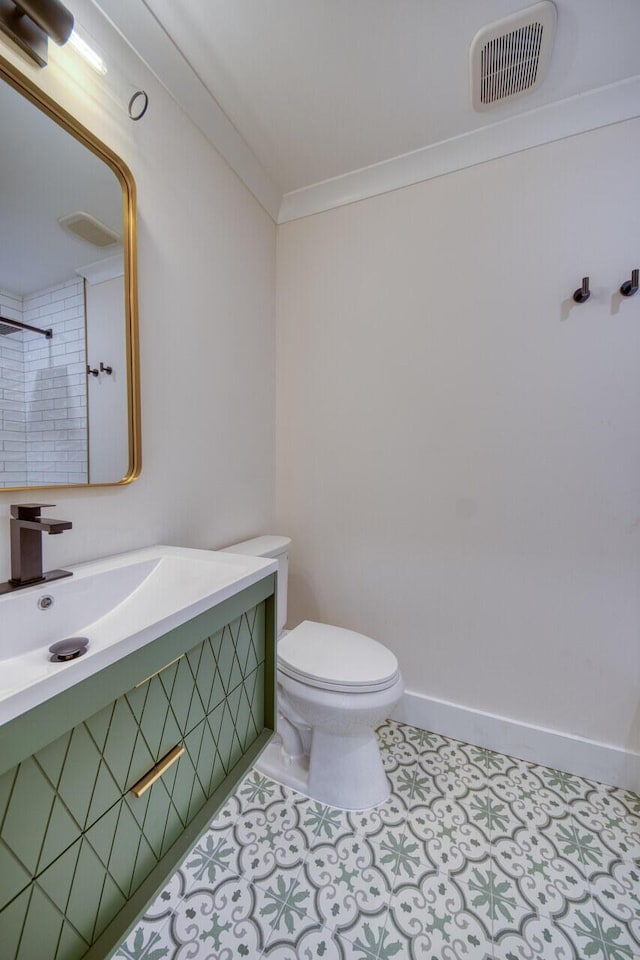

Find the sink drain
[[49, 638, 89, 662]]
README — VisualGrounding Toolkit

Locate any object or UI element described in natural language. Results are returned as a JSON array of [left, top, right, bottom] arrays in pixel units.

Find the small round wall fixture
[[128, 90, 149, 121]]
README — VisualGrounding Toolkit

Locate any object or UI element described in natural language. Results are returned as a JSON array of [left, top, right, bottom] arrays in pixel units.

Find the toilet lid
[[278, 621, 399, 693]]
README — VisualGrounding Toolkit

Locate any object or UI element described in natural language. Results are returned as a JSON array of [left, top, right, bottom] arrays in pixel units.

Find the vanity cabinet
[[0, 575, 275, 960]]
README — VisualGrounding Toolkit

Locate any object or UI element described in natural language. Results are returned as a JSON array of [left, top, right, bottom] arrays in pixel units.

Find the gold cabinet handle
[[135, 654, 184, 688], [131, 744, 185, 798]]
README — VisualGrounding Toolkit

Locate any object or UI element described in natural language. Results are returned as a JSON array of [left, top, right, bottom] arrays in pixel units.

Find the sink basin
[[0, 545, 276, 724], [1, 557, 159, 659]]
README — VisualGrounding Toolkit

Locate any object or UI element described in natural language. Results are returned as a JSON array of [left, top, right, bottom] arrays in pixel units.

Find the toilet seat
[[278, 620, 399, 694]]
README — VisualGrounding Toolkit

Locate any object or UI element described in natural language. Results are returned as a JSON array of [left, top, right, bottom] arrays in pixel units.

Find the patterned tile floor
[[111, 721, 640, 959]]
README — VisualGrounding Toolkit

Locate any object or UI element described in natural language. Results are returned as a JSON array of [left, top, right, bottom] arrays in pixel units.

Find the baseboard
[[393, 690, 640, 794]]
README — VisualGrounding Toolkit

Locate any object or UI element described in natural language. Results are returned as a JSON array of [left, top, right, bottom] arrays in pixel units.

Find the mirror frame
[[0, 51, 141, 490]]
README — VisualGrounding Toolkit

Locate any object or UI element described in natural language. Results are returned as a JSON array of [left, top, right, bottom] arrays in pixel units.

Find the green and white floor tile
[[111, 721, 640, 959]]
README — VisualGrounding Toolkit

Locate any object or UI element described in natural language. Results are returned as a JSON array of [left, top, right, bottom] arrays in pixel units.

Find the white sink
[[0, 545, 276, 725]]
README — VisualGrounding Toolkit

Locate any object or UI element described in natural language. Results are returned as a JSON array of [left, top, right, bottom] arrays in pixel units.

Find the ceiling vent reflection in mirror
[[470, 1, 557, 111], [58, 211, 121, 247]]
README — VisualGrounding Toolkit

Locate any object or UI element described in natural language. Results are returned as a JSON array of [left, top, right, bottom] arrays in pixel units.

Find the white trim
[[394, 689, 640, 793], [279, 76, 640, 223], [75, 253, 124, 284], [91, 0, 282, 221], [90, 4, 640, 226]]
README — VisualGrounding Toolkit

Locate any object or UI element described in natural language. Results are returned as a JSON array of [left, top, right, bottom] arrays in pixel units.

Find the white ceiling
[[138, 0, 640, 194], [93, 0, 640, 220], [0, 78, 122, 296]]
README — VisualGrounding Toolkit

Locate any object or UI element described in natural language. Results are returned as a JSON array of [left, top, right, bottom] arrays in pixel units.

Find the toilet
[[222, 536, 404, 810]]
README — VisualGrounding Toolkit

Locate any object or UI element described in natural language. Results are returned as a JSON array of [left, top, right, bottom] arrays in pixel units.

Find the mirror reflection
[[0, 71, 135, 488]]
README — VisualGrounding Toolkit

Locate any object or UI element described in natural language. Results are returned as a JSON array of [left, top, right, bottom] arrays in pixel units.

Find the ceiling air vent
[[470, 2, 557, 111], [57, 212, 120, 247]]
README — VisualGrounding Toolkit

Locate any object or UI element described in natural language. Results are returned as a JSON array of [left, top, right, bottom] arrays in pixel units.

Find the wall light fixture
[[0, 0, 74, 67]]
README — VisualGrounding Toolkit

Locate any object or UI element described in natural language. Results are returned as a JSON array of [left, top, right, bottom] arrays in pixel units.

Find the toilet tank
[[220, 536, 291, 638]]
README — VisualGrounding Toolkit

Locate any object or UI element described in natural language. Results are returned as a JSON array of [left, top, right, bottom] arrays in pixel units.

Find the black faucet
[[0, 504, 73, 594]]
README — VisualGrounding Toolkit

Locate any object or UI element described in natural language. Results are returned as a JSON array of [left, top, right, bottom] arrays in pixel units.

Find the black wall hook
[[573, 277, 591, 303], [620, 268, 639, 297]]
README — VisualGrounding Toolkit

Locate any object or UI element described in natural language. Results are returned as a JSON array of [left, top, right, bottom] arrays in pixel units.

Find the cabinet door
[[0, 598, 268, 910], [152, 601, 267, 740], [0, 593, 271, 960], [0, 724, 126, 909], [0, 666, 266, 960], [0, 678, 168, 910]]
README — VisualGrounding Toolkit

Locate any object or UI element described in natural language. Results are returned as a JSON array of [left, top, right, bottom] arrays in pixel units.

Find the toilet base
[[256, 726, 392, 811], [309, 726, 392, 809], [256, 738, 309, 795]]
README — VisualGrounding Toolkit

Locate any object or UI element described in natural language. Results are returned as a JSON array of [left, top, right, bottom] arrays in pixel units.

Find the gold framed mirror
[[0, 52, 140, 490]]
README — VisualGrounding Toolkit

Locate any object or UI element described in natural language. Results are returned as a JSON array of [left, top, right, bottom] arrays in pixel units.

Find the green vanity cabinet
[[0, 574, 276, 960]]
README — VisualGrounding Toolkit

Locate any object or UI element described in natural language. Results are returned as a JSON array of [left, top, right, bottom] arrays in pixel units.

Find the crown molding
[[87, 3, 640, 227], [278, 76, 640, 223], [76, 252, 124, 284], [92, 0, 283, 222]]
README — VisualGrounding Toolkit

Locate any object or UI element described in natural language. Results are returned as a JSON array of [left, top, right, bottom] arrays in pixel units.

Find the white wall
[[0, 0, 275, 571], [276, 118, 640, 780], [23, 278, 88, 486], [85, 273, 127, 484]]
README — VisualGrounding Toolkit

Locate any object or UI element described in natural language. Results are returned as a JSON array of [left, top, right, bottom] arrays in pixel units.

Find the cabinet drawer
[[0, 585, 273, 960], [154, 601, 267, 739], [0, 722, 129, 908], [0, 599, 268, 909], [0, 680, 173, 903], [0, 687, 265, 960]]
